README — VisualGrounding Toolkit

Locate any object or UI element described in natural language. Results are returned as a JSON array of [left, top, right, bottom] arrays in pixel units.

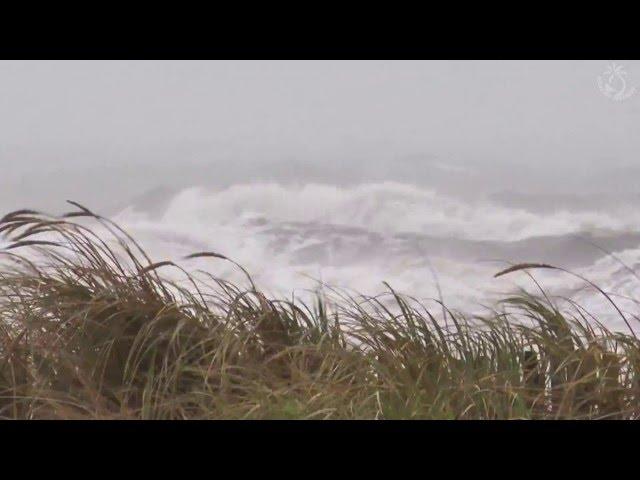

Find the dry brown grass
[[1, 203, 639, 419]]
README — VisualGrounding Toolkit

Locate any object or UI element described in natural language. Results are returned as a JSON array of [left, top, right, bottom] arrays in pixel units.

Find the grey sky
[[0, 60, 639, 210]]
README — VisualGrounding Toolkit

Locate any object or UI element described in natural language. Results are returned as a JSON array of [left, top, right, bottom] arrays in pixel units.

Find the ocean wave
[[127, 182, 640, 242], [108, 182, 640, 326]]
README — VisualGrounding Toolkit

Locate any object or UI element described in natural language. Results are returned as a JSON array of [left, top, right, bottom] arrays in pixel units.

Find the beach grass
[[0, 203, 639, 420]]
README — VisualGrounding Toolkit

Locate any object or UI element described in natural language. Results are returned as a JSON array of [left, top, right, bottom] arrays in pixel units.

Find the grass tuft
[[0, 204, 639, 419]]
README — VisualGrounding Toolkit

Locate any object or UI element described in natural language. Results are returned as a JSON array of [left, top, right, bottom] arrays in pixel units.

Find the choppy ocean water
[[100, 181, 640, 332]]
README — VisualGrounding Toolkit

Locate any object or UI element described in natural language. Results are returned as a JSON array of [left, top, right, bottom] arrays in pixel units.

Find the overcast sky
[[0, 60, 639, 209]]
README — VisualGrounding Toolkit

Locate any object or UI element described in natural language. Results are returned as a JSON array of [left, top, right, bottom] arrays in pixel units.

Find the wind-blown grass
[[0, 203, 639, 419]]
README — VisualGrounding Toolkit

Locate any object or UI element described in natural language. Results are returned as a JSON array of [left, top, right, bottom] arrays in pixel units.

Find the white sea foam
[[106, 182, 640, 330], [138, 182, 637, 241]]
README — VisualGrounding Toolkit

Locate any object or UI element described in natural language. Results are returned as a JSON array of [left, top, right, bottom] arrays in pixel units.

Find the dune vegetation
[[0, 203, 639, 420]]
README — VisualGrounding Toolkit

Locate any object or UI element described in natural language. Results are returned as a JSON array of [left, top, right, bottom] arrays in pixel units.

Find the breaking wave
[[111, 182, 640, 329]]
